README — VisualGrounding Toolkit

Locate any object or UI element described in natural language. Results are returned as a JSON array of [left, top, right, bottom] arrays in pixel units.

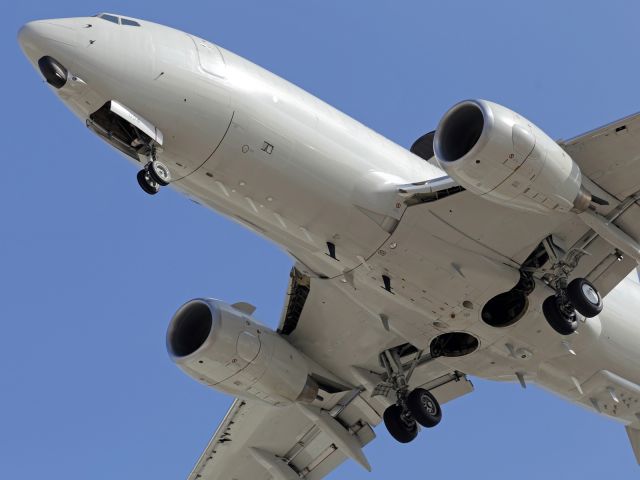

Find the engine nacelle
[[166, 298, 318, 406], [433, 99, 590, 214]]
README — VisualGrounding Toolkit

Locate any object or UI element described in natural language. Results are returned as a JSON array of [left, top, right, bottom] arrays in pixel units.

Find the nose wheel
[[147, 159, 171, 186], [137, 159, 171, 195], [137, 169, 160, 195]]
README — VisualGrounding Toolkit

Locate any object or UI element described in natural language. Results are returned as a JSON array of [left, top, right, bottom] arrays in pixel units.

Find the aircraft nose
[[18, 19, 77, 58], [18, 20, 79, 88]]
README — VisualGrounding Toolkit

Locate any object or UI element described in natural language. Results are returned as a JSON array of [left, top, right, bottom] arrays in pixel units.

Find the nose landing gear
[[137, 169, 160, 195], [376, 348, 442, 443], [137, 154, 172, 195], [147, 159, 171, 186]]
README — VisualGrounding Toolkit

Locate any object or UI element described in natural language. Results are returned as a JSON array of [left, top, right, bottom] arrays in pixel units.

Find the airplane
[[18, 12, 640, 479]]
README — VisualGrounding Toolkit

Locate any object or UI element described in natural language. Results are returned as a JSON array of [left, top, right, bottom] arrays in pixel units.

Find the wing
[[400, 112, 640, 299], [560, 111, 640, 201], [186, 397, 375, 480], [186, 113, 640, 479], [185, 270, 474, 480]]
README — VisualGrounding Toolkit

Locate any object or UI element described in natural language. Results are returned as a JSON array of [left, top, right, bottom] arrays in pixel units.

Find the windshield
[[93, 13, 141, 27]]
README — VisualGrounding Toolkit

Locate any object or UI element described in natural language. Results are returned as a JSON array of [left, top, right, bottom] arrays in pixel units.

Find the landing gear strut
[[376, 348, 442, 443], [525, 236, 604, 335], [137, 148, 171, 195]]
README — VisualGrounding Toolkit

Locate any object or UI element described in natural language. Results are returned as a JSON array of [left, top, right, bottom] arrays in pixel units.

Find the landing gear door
[[87, 100, 163, 164], [109, 100, 163, 146]]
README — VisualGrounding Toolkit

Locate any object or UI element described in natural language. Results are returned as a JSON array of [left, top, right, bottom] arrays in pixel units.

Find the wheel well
[[481, 272, 533, 328], [481, 290, 529, 327], [430, 332, 479, 357]]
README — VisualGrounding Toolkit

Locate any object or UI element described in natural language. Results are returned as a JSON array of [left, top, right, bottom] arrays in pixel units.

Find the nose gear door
[[87, 100, 163, 163]]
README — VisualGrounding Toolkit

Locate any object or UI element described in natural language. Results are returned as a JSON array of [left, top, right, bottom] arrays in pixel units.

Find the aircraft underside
[[18, 12, 640, 478]]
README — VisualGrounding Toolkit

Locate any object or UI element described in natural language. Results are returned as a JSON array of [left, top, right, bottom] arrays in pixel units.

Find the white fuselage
[[18, 15, 640, 427]]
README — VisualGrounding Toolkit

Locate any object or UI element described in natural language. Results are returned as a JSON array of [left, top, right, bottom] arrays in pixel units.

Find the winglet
[[249, 447, 299, 480], [625, 426, 640, 465], [297, 404, 372, 471]]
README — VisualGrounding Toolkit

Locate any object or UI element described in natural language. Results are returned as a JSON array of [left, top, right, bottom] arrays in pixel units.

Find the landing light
[[37, 56, 67, 89]]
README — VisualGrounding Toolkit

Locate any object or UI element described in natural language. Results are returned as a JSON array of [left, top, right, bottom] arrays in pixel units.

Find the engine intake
[[434, 99, 589, 214], [167, 300, 213, 357], [436, 102, 485, 162]]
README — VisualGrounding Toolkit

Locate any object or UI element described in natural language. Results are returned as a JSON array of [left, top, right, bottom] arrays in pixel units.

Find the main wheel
[[407, 388, 442, 428], [147, 160, 171, 186], [567, 278, 603, 318], [542, 295, 578, 335], [137, 169, 160, 195], [383, 404, 418, 443]]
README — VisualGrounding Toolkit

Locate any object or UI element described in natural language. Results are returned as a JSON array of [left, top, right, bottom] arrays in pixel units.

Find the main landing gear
[[376, 348, 442, 443], [521, 236, 604, 336], [137, 153, 171, 195], [542, 277, 603, 335]]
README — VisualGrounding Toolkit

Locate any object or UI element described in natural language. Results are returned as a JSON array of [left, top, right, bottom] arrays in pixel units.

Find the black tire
[[407, 388, 442, 428], [383, 404, 418, 443], [567, 278, 603, 318], [542, 295, 578, 335], [137, 169, 160, 195], [148, 160, 171, 186]]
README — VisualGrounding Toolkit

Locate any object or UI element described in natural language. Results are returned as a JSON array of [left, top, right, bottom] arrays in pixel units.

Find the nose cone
[[18, 19, 78, 61]]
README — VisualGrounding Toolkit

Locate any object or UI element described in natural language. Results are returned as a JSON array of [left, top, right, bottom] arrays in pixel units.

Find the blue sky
[[4, 1, 640, 478]]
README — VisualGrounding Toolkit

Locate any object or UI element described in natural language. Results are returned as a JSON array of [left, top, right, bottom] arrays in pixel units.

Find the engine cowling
[[433, 99, 590, 214], [166, 298, 318, 406]]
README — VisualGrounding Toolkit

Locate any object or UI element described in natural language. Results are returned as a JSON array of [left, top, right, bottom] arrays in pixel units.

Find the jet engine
[[166, 298, 319, 406], [433, 99, 591, 214]]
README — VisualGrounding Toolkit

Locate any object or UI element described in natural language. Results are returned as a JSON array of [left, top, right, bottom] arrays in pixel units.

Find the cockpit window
[[93, 14, 141, 27], [121, 18, 141, 27], [99, 14, 120, 24]]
